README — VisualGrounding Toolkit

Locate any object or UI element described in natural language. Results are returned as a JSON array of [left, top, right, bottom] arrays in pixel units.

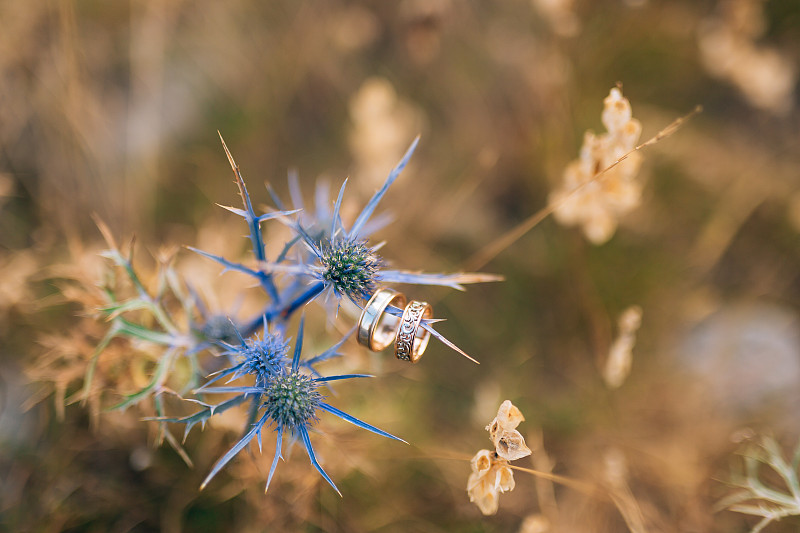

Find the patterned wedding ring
[[395, 300, 433, 363], [357, 288, 408, 352]]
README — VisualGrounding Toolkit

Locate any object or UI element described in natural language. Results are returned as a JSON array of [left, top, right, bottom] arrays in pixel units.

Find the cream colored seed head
[[550, 87, 644, 244], [468, 400, 532, 515]]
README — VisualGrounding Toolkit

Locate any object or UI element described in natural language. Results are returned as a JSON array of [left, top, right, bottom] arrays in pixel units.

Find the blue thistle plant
[[182, 317, 405, 494], [271, 138, 501, 308], [81, 133, 500, 495], [189, 135, 500, 362]]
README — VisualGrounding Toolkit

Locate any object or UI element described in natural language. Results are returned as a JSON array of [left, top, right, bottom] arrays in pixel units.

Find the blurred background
[[1, 0, 799, 531]]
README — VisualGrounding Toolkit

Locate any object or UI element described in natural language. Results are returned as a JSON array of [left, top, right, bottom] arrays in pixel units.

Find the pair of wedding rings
[[356, 288, 433, 363]]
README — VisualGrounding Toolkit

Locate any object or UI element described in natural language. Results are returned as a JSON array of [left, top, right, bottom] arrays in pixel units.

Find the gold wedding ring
[[395, 300, 433, 363], [357, 288, 407, 351]]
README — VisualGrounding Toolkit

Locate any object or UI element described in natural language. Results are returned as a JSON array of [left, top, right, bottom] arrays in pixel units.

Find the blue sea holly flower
[[187, 135, 499, 363], [318, 236, 382, 301], [199, 317, 290, 389], [262, 370, 322, 430], [267, 137, 503, 311], [241, 334, 289, 381], [262, 172, 392, 316], [235, 330, 290, 386], [192, 318, 406, 494]]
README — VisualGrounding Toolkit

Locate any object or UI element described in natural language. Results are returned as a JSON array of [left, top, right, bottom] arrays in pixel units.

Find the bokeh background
[[2, 0, 800, 531]]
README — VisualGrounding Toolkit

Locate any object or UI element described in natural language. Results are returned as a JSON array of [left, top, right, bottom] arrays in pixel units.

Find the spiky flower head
[[263, 370, 322, 430], [240, 333, 290, 384], [319, 237, 381, 301], [190, 318, 405, 494]]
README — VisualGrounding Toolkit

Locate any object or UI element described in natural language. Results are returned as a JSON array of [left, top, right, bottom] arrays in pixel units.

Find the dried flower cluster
[[468, 400, 532, 515], [698, 0, 796, 115], [550, 87, 643, 244]]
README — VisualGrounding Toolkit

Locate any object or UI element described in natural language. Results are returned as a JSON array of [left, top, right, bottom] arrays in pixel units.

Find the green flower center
[[320, 239, 380, 300], [263, 371, 322, 429]]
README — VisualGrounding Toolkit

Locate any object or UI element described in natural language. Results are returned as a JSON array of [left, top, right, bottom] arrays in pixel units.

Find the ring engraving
[[395, 300, 433, 363]]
